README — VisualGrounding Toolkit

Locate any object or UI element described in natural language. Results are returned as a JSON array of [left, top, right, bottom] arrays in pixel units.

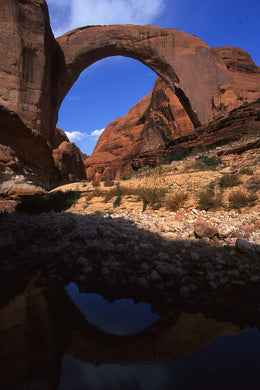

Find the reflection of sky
[[65, 282, 159, 335], [60, 328, 260, 390]]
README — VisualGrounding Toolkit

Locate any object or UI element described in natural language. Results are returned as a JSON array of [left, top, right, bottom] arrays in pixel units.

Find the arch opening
[[57, 56, 158, 156]]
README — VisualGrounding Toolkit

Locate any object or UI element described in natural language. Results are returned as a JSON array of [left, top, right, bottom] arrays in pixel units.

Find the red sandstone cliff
[[85, 78, 194, 180], [85, 48, 260, 180]]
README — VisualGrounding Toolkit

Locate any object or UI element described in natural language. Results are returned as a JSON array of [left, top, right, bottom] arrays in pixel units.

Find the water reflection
[[65, 282, 159, 335], [0, 271, 260, 390]]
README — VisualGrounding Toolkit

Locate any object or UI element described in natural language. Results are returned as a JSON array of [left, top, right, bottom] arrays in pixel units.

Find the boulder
[[52, 142, 86, 182], [194, 221, 218, 239]]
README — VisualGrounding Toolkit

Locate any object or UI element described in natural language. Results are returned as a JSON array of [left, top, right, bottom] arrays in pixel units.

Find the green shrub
[[196, 155, 222, 170], [113, 182, 122, 208], [142, 199, 148, 212], [92, 181, 101, 187], [229, 190, 258, 209], [16, 190, 80, 215], [121, 175, 132, 180], [164, 146, 190, 163], [239, 167, 254, 175], [219, 173, 242, 188], [135, 166, 153, 178], [198, 189, 223, 210], [104, 179, 114, 187], [166, 192, 189, 211]]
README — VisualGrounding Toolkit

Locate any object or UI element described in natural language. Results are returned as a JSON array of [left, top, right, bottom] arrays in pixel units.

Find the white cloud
[[65, 128, 105, 142], [65, 130, 85, 142], [89, 128, 105, 139], [47, 0, 165, 36]]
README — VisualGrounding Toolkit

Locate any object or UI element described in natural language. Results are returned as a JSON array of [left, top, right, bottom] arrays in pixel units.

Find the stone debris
[[0, 207, 259, 306]]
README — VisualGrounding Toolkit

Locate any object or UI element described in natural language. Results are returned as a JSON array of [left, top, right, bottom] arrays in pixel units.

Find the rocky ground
[[1, 143, 260, 312]]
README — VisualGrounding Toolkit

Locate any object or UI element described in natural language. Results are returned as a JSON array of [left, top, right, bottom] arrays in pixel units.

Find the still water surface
[[0, 272, 260, 389]]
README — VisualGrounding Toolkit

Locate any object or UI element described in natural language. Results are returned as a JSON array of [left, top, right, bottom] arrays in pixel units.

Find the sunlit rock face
[[84, 77, 194, 180], [0, 0, 259, 188]]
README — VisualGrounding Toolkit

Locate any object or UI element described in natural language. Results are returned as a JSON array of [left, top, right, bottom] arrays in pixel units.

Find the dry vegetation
[[50, 142, 260, 215]]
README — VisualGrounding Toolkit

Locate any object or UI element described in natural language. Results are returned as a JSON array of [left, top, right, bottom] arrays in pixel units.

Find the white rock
[[208, 281, 218, 290], [77, 256, 88, 266], [102, 241, 115, 252], [231, 280, 245, 287], [191, 252, 200, 261], [116, 244, 126, 253], [219, 277, 229, 285], [227, 270, 240, 279], [235, 238, 254, 254], [101, 267, 110, 276], [150, 270, 162, 282], [140, 262, 150, 270], [158, 252, 170, 262], [182, 240, 192, 248], [79, 275, 86, 282], [250, 275, 260, 283]]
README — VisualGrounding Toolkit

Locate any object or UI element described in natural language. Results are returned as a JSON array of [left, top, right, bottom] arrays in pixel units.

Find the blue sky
[[46, 0, 260, 155]]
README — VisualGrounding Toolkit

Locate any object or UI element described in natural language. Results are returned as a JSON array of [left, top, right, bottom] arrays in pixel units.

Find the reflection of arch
[[54, 25, 227, 133], [0, 273, 244, 390]]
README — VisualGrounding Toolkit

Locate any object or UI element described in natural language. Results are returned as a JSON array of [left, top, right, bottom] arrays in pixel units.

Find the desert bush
[[198, 189, 223, 210], [113, 182, 122, 208], [121, 175, 132, 180], [229, 190, 258, 209], [196, 155, 222, 170], [166, 192, 189, 211], [219, 173, 242, 188], [16, 190, 80, 215], [104, 179, 115, 187], [164, 146, 190, 163], [137, 187, 167, 210], [92, 181, 101, 187], [239, 167, 254, 175], [135, 166, 153, 178]]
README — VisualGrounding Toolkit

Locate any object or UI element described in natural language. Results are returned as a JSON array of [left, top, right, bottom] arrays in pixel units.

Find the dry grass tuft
[[229, 190, 258, 209], [166, 192, 189, 211], [219, 173, 242, 188], [198, 189, 223, 210]]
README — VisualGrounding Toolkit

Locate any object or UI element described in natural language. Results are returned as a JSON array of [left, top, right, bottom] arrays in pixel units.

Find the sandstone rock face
[[0, 0, 61, 144], [52, 141, 86, 182], [2, 1, 259, 139], [57, 25, 228, 127], [0, 106, 86, 194], [52, 127, 70, 149], [85, 92, 260, 181], [85, 78, 194, 180], [170, 100, 260, 151], [211, 47, 260, 117], [0, 105, 61, 191]]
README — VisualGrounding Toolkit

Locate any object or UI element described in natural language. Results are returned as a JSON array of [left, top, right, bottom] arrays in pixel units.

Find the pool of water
[[1, 271, 260, 389], [65, 282, 160, 335]]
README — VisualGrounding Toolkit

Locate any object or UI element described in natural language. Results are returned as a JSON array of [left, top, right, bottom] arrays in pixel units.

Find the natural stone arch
[[54, 25, 227, 132]]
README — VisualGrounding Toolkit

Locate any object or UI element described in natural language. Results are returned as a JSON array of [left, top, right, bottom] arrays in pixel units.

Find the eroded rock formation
[[0, 0, 259, 189], [52, 141, 87, 182], [85, 77, 194, 180], [0, 105, 86, 193], [85, 85, 260, 181]]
